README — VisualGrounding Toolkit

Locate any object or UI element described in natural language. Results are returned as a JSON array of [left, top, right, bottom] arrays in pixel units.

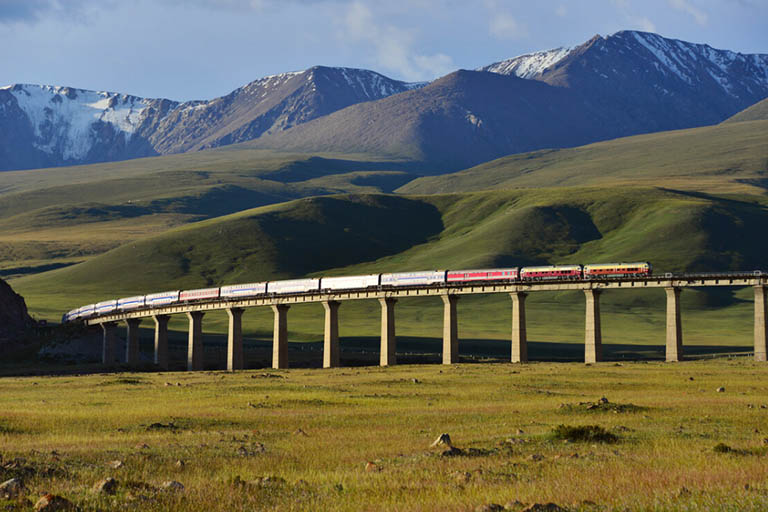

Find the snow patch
[[480, 47, 572, 78], [9, 84, 154, 160]]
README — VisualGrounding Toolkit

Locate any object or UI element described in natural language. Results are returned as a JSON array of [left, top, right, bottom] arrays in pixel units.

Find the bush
[[550, 424, 618, 443]]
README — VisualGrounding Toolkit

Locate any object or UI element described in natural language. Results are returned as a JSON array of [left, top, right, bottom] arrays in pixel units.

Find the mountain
[[480, 30, 768, 131], [248, 31, 768, 171], [2, 31, 767, 173], [724, 97, 768, 123], [0, 67, 420, 171]]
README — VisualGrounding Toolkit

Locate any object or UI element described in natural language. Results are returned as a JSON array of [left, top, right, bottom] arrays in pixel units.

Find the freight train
[[62, 262, 651, 322]]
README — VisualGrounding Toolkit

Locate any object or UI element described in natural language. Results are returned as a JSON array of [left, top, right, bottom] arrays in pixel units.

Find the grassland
[[2, 360, 768, 511]]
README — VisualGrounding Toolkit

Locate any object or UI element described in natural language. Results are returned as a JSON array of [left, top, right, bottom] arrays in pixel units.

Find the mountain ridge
[[1, 31, 767, 172], [0, 66, 422, 171]]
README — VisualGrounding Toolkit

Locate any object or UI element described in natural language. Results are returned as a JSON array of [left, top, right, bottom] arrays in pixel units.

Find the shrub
[[550, 424, 618, 443]]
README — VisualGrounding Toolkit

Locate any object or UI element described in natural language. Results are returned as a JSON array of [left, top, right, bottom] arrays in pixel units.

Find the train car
[[583, 262, 652, 279], [117, 295, 146, 310], [95, 299, 118, 315], [62, 308, 79, 323], [145, 290, 181, 306], [268, 278, 321, 295], [520, 265, 583, 281], [179, 288, 220, 301], [78, 304, 96, 318], [447, 268, 519, 283], [220, 282, 268, 298], [381, 271, 446, 287], [320, 274, 380, 291]]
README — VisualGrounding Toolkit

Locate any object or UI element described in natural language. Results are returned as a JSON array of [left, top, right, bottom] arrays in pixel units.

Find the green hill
[[398, 119, 768, 195]]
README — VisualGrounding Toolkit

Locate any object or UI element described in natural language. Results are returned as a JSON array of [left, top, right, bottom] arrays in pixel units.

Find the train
[[62, 262, 652, 323]]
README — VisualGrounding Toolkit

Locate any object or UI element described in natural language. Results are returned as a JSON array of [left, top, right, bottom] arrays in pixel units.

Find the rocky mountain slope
[[481, 30, 768, 131], [254, 31, 768, 171], [0, 67, 420, 171]]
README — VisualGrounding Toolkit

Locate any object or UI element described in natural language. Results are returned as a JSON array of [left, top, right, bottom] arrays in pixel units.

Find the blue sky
[[1, 0, 766, 101]]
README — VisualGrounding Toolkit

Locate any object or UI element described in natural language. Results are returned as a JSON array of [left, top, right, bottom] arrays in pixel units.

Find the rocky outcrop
[[0, 278, 35, 354]]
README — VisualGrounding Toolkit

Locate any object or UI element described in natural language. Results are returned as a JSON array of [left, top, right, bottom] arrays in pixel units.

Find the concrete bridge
[[85, 273, 768, 370]]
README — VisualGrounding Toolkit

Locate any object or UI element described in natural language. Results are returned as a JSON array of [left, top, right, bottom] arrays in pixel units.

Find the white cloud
[[340, 1, 454, 82], [555, 5, 568, 17], [668, 0, 708, 26], [632, 16, 657, 32], [489, 12, 528, 40]]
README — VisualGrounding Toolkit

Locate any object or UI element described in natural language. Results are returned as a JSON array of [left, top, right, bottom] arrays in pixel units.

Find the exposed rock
[[0, 278, 36, 357], [505, 500, 525, 509], [107, 460, 124, 469], [0, 477, 25, 498], [430, 433, 452, 448], [92, 477, 118, 495], [174, 460, 185, 468], [161, 480, 184, 492], [34, 494, 75, 511], [717, 387, 725, 393]]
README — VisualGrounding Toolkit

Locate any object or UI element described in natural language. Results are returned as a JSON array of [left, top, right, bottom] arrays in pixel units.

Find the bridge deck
[[86, 274, 766, 325]]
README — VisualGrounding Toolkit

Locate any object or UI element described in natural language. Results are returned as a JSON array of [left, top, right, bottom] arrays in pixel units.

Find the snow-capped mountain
[[0, 66, 421, 171], [480, 31, 768, 128], [249, 31, 768, 172], [1, 31, 767, 172]]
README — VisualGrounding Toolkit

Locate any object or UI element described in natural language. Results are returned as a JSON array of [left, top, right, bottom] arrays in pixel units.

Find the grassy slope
[[1, 361, 767, 511], [398, 119, 768, 195], [725, 98, 768, 123], [12, 188, 768, 356]]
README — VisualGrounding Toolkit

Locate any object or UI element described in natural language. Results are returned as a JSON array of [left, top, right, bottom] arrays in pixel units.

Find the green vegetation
[[549, 424, 618, 443], [1, 360, 768, 511]]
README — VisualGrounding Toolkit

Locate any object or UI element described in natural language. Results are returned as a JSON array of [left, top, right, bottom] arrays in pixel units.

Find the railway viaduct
[[85, 273, 768, 370]]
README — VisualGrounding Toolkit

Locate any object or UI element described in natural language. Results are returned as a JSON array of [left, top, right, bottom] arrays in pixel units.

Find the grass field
[[2, 360, 768, 511]]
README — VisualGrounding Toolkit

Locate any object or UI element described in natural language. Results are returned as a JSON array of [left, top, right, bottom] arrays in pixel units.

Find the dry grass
[[2, 359, 768, 510]]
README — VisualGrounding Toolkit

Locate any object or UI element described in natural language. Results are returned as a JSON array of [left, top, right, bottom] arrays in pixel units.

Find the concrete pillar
[[227, 308, 244, 371], [101, 322, 117, 365], [755, 286, 767, 362], [665, 287, 683, 362], [510, 292, 528, 363], [125, 318, 141, 366], [323, 301, 341, 368], [186, 311, 204, 371], [271, 304, 290, 369], [379, 298, 397, 366], [153, 315, 170, 370], [442, 294, 459, 365], [584, 289, 603, 363]]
